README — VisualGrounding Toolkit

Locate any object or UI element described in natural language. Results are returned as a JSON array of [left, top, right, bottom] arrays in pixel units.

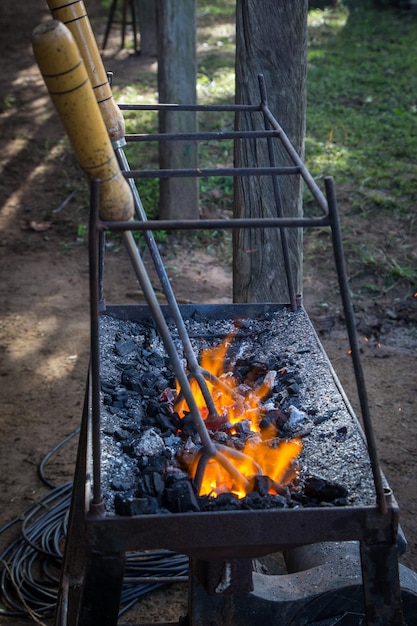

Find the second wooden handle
[[32, 20, 133, 221], [46, 0, 125, 144]]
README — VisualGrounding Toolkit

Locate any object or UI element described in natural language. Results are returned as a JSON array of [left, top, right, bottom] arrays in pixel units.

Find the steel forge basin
[[61, 302, 410, 626], [92, 301, 397, 561]]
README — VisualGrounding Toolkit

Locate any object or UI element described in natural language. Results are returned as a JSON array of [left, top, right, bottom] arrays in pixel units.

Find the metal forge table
[[55, 84, 417, 625]]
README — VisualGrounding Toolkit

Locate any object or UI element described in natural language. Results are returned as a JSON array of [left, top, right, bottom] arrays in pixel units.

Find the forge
[[56, 97, 417, 622], [32, 17, 417, 621]]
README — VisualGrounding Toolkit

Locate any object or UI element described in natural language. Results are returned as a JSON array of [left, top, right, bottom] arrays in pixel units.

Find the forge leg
[[77, 551, 125, 626], [188, 558, 254, 626], [360, 541, 403, 625]]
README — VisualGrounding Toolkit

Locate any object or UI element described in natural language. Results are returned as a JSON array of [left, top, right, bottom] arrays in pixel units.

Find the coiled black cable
[[0, 431, 188, 621]]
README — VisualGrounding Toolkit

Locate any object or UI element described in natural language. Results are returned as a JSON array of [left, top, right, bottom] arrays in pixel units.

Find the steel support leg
[[78, 551, 125, 626], [360, 541, 403, 625]]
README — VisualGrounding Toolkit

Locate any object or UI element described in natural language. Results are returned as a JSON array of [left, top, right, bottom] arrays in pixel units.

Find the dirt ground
[[0, 1, 416, 624]]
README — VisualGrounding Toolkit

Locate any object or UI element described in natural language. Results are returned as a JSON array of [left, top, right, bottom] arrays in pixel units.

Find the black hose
[[0, 433, 188, 620]]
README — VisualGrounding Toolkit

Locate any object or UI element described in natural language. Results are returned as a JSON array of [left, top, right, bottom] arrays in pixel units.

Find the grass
[[304, 2, 417, 298], [306, 4, 417, 205], [107, 1, 416, 302]]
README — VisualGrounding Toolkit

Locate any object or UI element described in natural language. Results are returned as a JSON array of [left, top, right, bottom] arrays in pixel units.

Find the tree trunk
[[233, 0, 308, 303], [157, 0, 199, 220]]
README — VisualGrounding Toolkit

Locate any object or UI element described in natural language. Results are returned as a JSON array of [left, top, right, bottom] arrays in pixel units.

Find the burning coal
[[98, 306, 376, 515], [173, 331, 302, 498]]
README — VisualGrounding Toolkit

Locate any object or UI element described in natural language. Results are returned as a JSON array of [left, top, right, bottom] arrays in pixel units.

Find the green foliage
[[305, 2, 417, 296], [306, 4, 417, 208]]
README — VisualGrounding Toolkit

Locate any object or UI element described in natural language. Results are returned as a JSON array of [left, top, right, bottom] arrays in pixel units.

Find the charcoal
[[213, 431, 229, 444], [251, 475, 272, 496], [259, 415, 274, 431], [135, 428, 165, 457], [113, 427, 131, 441], [336, 425, 348, 438], [101, 381, 116, 394], [243, 492, 288, 510], [140, 454, 168, 474], [199, 492, 242, 512], [147, 398, 165, 417], [260, 408, 288, 431], [154, 412, 178, 435], [312, 407, 339, 425], [303, 475, 348, 502], [164, 479, 200, 513], [120, 440, 137, 457], [112, 388, 131, 404], [165, 469, 190, 486], [205, 412, 229, 431], [121, 366, 142, 392], [147, 352, 168, 369], [114, 493, 159, 516], [99, 309, 377, 514], [137, 471, 165, 498], [180, 413, 198, 437], [147, 401, 179, 434], [115, 338, 137, 357], [287, 381, 300, 396], [111, 478, 132, 492]]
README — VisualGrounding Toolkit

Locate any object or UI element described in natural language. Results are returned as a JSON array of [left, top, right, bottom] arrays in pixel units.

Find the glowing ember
[[174, 334, 302, 498]]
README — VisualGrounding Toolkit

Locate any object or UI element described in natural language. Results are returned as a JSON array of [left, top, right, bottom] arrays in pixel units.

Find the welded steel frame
[[55, 84, 405, 626]]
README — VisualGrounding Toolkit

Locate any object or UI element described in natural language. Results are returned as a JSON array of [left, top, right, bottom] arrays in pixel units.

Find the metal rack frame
[[54, 79, 407, 625]]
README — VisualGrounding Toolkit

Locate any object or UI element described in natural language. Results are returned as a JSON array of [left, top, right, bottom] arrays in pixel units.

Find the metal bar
[[99, 215, 331, 232], [78, 552, 125, 626], [88, 179, 103, 508], [360, 541, 403, 625], [119, 103, 262, 112], [124, 165, 301, 179], [86, 503, 399, 557], [121, 232, 262, 490], [324, 176, 387, 515], [54, 378, 91, 626], [258, 74, 297, 310], [121, 230, 216, 457], [115, 147, 221, 421], [98, 230, 106, 310], [123, 576, 188, 583], [125, 129, 279, 142], [260, 99, 329, 215]]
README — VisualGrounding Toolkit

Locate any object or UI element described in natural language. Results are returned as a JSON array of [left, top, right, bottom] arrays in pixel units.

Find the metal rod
[[258, 74, 297, 310], [99, 215, 330, 232], [98, 230, 106, 310], [115, 147, 219, 419], [260, 102, 329, 215], [124, 165, 301, 179], [121, 230, 216, 456], [119, 103, 262, 112], [126, 129, 280, 142], [121, 231, 259, 491], [324, 176, 387, 515], [88, 180, 103, 507], [123, 576, 188, 583]]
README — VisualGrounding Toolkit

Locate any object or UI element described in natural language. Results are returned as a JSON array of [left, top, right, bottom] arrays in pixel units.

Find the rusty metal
[[54, 80, 412, 625]]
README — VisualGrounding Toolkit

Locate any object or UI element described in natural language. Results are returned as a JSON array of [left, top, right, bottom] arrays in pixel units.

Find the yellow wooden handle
[[32, 20, 133, 221], [46, 0, 125, 145]]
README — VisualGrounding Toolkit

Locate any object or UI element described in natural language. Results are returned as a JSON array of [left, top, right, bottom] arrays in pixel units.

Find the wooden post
[[137, 0, 157, 57], [157, 0, 199, 220], [233, 0, 308, 303]]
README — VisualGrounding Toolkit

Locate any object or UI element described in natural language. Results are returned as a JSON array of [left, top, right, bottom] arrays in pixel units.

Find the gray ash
[[98, 306, 376, 514]]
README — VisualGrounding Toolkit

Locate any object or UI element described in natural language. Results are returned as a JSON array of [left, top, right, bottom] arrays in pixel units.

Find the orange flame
[[175, 333, 302, 498]]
